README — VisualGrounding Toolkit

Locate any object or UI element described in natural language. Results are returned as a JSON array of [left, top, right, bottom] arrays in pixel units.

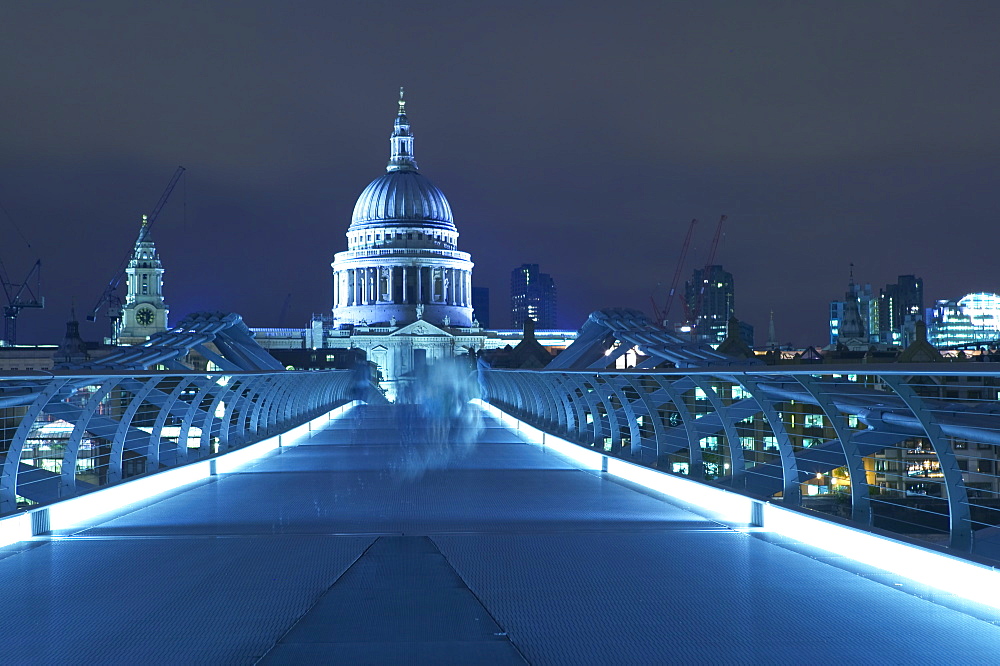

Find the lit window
[[731, 385, 750, 400], [804, 413, 824, 428]]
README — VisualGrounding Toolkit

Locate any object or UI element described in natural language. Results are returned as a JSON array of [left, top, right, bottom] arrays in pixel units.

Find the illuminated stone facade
[[325, 91, 481, 399], [118, 217, 168, 345], [331, 90, 474, 329]]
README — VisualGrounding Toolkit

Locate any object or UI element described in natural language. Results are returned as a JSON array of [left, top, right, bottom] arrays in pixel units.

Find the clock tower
[[118, 215, 168, 345]]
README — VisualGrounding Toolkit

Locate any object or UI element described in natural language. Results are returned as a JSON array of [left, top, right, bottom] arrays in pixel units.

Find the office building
[[511, 264, 557, 329]]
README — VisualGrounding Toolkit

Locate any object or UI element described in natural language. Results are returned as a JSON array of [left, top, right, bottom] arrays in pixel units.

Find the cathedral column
[[448, 268, 455, 305], [388, 267, 394, 303], [416, 266, 423, 303], [333, 271, 339, 308], [355, 268, 363, 305]]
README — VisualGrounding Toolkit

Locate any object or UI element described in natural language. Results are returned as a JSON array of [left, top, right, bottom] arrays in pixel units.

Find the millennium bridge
[[2, 311, 1000, 663]]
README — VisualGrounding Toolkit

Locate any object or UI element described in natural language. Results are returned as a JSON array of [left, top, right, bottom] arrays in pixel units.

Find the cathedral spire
[[387, 87, 418, 172]]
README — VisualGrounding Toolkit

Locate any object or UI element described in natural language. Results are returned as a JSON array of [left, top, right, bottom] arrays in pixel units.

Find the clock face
[[136, 307, 154, 326]]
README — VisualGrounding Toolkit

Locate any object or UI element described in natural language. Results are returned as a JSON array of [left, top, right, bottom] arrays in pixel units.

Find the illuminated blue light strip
[[606, 457, 755, 525], [0, 514, 32, 549], [477, 399, 1000, 611], [4, 401, 363, 546], [473, 399, 603, 470], [48, 461, 211, 531], [761, 503, 1000, 609]]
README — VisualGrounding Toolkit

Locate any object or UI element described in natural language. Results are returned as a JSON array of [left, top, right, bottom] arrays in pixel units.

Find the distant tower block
[[511, 264, 557, 329], [684, 264, 733, 344]]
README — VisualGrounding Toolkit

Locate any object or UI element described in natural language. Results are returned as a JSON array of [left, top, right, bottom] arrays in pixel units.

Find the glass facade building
[[511, 264, 557, 329], [928, 292, 1000, 347]]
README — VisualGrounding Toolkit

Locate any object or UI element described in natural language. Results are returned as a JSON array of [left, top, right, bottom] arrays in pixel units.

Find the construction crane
[[1, 259, 43, 345], [87, 166, 186, 341], [651, 218, 698, 325], [691, 214, 728, 329]]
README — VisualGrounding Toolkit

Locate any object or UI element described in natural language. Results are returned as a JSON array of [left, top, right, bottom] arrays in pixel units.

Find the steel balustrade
[[0, 369, 356, 514], [479, 364, 1000, 559]]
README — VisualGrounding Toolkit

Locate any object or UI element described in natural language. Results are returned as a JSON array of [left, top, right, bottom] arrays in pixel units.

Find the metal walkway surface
[[2, 404, 1000, 664]]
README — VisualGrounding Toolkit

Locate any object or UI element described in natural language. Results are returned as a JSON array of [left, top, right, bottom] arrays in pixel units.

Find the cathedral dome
[[332, 89, 475, 334], [347, 89, 457, 233], [350, 169, 455, 231]]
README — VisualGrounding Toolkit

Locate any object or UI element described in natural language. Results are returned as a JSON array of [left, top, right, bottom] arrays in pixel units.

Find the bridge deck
[[1, 404, 999, 664]]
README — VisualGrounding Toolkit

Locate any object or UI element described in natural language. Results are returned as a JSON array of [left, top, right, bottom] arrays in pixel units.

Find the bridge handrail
[[0, 369, 355, 515], [479, 364, 1000, 561]]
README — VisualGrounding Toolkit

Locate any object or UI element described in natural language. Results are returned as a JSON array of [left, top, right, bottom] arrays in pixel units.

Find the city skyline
[[1, 3, 998, 345]]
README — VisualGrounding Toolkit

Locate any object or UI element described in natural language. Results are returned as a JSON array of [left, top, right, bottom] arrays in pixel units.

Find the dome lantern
[[387, 87, 417, 173]]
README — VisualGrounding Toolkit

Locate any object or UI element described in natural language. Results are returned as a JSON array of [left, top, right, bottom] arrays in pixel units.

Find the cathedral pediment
[[390, 320, 452, 337]]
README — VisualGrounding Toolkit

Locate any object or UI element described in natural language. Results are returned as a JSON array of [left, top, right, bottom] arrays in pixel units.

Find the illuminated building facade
[[511, 264, 557, 329], [928, 292, 1000, 347], [118, 217, 168, 345], [683, 265, 752, 345], [331, 90, 474, 329], [324, 91, 484, 399], [879, 275, 923, 344], [829, 279, 877, 347], [830, 273, 923, 348]]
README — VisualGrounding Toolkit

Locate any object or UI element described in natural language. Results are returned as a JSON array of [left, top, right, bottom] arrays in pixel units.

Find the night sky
[[1, 2, 998, 346]]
